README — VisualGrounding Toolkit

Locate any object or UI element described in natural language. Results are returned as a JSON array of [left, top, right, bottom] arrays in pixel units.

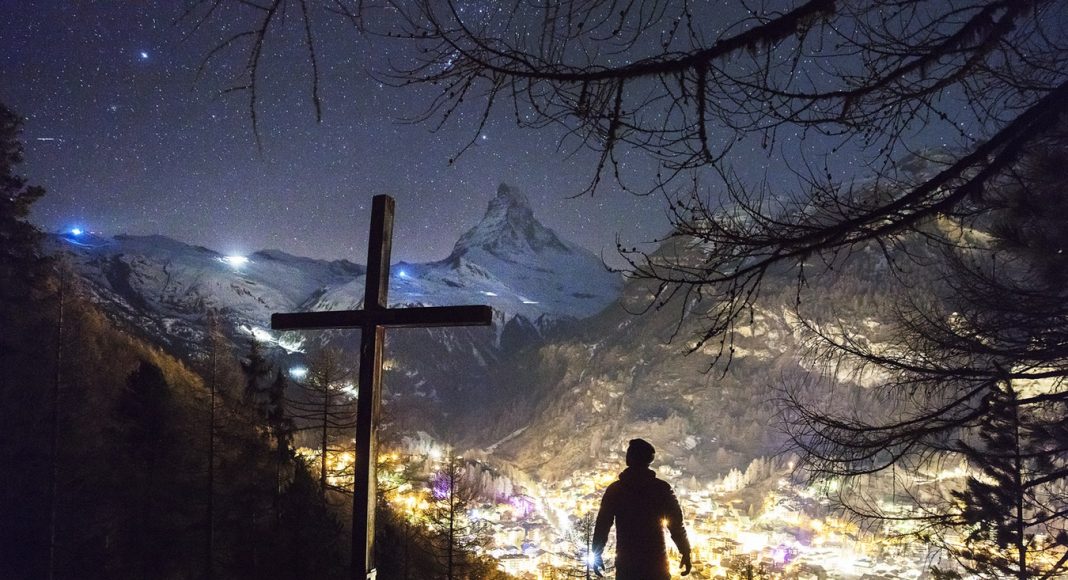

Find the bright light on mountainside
[[220, 255, 249, 267]]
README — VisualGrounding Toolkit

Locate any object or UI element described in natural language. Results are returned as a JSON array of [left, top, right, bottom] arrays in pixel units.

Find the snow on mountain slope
[[448, 184, 621, 320], [300, 184, 622, 335], [48, 232, 363, 351], [48, 184, 621, 355]]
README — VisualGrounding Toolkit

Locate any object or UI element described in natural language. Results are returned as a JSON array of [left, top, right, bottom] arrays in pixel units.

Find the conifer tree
[[425, 453, 492, 580], [241, 339, 273, 414], [267, 369, 293, 459], [270, 458, 347, 580], [0, 100, 51, 404], [0, 101, 60, 579], [946, 381, 1065, 579], [562, 511, 597, 579], [267, 369, 294, 526], [374, 453, 437, 580], [289, 347, 355, 493], [111, 360, 174, 579], [0, 102, 47, 310]]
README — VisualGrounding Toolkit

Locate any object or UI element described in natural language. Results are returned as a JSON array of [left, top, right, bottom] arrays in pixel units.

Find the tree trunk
[[447, 478, 455, 580], [47, 274, 65, 580], [1011, 385, 1027, 580], [320, 389, 329, 493], [206, 330, 217, 580]]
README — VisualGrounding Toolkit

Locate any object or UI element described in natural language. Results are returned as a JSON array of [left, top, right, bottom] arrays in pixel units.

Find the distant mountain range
[[47, 183, 624, 436], [48, 180, 911, 480], [48, 184, 621, 352]]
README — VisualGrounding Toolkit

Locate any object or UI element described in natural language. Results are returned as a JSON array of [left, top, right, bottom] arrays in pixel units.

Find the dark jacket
[[592, 467, 691, 580]]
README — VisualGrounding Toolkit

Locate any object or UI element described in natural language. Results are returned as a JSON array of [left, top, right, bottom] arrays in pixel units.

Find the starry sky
[[0, 0, 673, 264]]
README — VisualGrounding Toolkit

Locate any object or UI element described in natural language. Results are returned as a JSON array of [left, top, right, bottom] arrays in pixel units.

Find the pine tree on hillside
[[0, 100, 51, 435], [0, 101, 59, 579], [947, 381, 1067, 579], [376, 499, 430, 580], [241, 339, 273, 414], [267, 369, 295, 527], [425, 453, 494, 580], [274, 458, 347, 580], [0, 102, 48, 310], [373, 451, 444, 580], [110, 360, 175, 579], [289, 347, 356, 494], [267, 369, 294, 460]]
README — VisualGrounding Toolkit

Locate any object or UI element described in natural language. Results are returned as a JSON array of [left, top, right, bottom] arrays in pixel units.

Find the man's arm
[[664, 483, 692, 575], [591, 486, 616, 574]]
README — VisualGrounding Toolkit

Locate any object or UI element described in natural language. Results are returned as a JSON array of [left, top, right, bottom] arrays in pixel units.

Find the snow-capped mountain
[[305, 184, 621, 335], [447, 184, 619, 321]]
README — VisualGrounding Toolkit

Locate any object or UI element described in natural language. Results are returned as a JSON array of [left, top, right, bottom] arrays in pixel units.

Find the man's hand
[[592, 552, 605, 578], [680, 553, 692, 576]]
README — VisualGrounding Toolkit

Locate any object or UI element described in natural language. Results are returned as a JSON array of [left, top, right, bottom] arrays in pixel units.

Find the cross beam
[[270, 195, 493, 580], [273, 305, 493, 331]]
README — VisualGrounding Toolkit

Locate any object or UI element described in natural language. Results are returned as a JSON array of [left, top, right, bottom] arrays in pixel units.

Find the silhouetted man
[[592, 439, 692, 579]]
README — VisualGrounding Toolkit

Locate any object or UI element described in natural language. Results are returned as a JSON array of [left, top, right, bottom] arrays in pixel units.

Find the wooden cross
[[271, 195, 493, 580]]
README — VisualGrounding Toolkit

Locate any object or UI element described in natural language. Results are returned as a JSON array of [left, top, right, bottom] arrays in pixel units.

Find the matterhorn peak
[[479, 183, 535, 228], [492, 183, 530, 208], [449, 183, 571, 261]]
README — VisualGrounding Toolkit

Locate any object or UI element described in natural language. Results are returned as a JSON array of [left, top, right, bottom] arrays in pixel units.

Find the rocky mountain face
[[478, 234, 900, 482], [471, 159, 964, 481], [447, 184, 618, 322]]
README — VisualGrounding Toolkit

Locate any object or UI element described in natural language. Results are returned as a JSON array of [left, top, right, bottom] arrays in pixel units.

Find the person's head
[[625, 438, 655, 467]]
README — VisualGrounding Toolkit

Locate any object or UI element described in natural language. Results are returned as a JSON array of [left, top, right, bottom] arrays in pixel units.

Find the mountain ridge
[[46, 185, 622, 439]]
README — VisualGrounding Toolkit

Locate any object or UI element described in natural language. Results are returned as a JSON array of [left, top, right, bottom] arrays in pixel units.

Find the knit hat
[[626, 438, 655, 466]]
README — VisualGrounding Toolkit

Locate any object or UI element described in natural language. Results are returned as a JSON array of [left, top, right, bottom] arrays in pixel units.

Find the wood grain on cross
[[271, 195, 493, 580]]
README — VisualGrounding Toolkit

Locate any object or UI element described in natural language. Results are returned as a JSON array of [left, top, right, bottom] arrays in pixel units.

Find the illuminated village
[[296, 438, 1047, 579]]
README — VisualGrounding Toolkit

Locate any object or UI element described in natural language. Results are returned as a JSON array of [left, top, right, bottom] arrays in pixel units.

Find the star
[[139, 51, 149, 60]]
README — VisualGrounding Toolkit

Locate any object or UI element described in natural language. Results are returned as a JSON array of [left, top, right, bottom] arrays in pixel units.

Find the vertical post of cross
[[352, 195, 393, 579]]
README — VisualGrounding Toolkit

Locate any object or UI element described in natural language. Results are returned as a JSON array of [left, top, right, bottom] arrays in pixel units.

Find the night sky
[[0, 1, 675, 264]]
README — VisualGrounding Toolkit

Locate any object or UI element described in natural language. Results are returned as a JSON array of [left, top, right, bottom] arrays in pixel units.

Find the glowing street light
[[289, 366, 308, 380]]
